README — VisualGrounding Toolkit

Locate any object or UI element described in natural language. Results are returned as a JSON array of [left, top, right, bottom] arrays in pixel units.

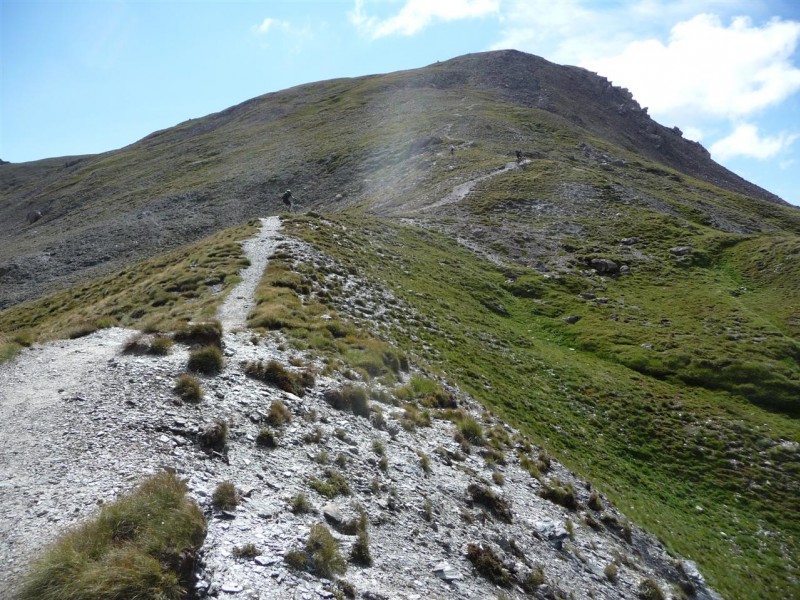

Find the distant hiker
[[26, 210, 42, 225], [515, 150, 522, 163], [281, 189, 294, 212], [450, 144, 455, 157]]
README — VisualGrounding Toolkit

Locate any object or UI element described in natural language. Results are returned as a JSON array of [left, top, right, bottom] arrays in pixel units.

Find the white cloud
[[491, 0, 757, 63], [350, 0, 499, 39], [681, 126, 704, 142], [253, 17, 289, 35], [583, 14, 800, 120], [710, 123, 798, 160]]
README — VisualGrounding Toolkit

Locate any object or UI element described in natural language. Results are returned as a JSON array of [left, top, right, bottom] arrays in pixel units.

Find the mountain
[[1, 50, 799, 599]]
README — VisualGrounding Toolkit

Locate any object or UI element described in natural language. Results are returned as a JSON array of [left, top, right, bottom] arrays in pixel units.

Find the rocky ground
[[0, 218, 721, 600]]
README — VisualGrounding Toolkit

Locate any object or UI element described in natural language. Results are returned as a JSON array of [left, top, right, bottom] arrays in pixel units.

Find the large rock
[[590, 258, 619, 274]]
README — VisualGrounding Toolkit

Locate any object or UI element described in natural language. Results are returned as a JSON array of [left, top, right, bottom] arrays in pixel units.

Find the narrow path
[[217, 216, 282, 331], [423, 159, 530, 212]]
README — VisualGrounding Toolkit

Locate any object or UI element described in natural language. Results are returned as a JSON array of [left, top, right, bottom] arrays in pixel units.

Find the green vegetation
[[0, 224, 256, 362], [232, 543, 260, 559], [309, 469, 352, 499], [266, 399, 292, 427], [173, 373, 203, 403], [467, 483, 513, 523], [465, 543, 512, 588], [290, 493, 313, 514], [122, 333, 174, 355], [539, 479, 579, 511], [285, 213, 800, 600], [16, 471, 205, 600], [285, 523, 346, 578], [187, 345, 224, 374], [244, 359, 315, 397], [211, 481, 239, 511], [174, 320, 223, 348], [256, 428, 278, 448]]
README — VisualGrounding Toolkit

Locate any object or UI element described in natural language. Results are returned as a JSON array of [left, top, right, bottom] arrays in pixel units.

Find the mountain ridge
[[1, 49, 799, 599]]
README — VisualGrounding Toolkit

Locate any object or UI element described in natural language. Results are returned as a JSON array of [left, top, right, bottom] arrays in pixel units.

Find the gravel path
[[217, 217, 282, 332], [423, 159, 530, 212]]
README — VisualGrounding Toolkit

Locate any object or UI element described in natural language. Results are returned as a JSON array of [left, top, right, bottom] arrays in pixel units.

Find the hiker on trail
[[281, 189, 294, 212], [450, 144, 455, 157], [515, 149, 522, 163]]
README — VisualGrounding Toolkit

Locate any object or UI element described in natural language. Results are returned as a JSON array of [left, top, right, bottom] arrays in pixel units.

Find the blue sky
[[2, 0, 799, 205]]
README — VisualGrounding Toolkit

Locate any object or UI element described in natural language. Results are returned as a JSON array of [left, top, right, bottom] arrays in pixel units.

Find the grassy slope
[[287, 212, 800, 600], [0, 221, 257, 361]]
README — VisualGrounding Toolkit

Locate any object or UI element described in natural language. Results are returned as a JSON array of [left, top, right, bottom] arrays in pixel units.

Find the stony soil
[[0, 218, 721, 600]]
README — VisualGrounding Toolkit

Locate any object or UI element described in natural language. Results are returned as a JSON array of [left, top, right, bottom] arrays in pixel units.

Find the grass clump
[[245, 359, 314, 397], [123, 333, 174, 356], [173, 373, 203, 403], [266, 399, 292, 427], [638, 578, 666, 600], [16, 471, 206, 600], [199, 419, 228, 452], [521, 564, 546, 591], [290, 493, 313, 514], [539, 479, 579, 511], [324, 385, 370, 416], [256, 428, 278, 448], [232, 543, 260, 559], [211, 481, 239, 511], [466, 543, 512, 588], [284, 523, 346, 578], [400, 403, 431, 430], [467, 483, 513, 523], [456, 415, 485, 446], [418, 450, 431, 475], [187, 345, 223, 374], [349, 530, 372, 567], [309, 470, 352, 499], [174, 320, 222, 348]]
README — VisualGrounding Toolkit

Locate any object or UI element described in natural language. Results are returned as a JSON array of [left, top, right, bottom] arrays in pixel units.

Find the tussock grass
[[16, 471, 206, 600], [174, 320, 223, 348], [309, 470, 351, 499], [539, 479, 579, 511], [173, 373, 203, 403], [284, 523, 346, 578], [244, 359, 314, 397], [211, 481, 238, 511], [187, 345, 224, 374], [467, 483, 512, 523], [466, 543, 512, 588]]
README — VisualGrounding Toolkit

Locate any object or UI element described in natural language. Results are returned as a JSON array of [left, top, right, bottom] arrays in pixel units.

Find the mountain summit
[[0, 50, 793, 309]]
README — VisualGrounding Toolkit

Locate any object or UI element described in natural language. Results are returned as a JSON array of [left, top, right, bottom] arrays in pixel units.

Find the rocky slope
[[0, 218, 720, 600], [1, 50, 795, 310]]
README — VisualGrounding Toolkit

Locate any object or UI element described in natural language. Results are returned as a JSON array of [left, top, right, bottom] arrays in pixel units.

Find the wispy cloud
[[710, 123, 798, 160], [350, 0, 499, 39], [252, 17, 290, 36]]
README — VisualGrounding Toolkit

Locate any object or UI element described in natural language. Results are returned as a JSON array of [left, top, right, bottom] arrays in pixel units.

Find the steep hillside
[[0, 50, 793, 309], [1, 50, 799, 599]]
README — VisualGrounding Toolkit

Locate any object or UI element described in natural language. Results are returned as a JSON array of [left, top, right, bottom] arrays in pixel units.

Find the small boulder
[[590, 258, 619, 274]]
